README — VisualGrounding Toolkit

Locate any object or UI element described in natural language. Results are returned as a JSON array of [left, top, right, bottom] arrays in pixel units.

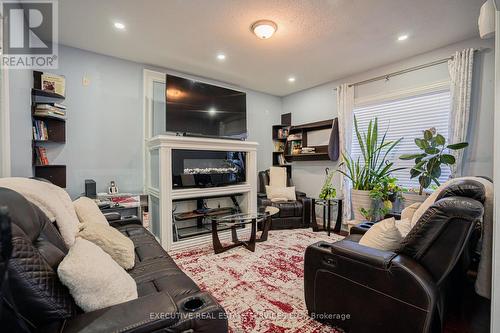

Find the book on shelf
[[274, 141, 285, 152], [35, 72, 66, 97], [34, 146, 49, 165], [33, 120, 49, 140], [277, 154, 291, 166], [36, 103, 67, 111], [287, 133, 302, 141], [34, 108, 66, 120], [277, 127, 289, 139]]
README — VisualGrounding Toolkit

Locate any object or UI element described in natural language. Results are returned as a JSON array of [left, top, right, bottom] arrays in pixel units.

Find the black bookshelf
[[31, 71, 67, 188], [271, 113, 292, 177]]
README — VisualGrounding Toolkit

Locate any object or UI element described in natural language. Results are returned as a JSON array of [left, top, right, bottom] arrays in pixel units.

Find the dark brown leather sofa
[[0, 187, 228, 333], [257, 170, 311, 229], [304, 179, 486, 333]]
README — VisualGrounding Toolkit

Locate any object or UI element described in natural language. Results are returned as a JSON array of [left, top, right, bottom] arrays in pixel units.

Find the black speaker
[[84, 179, 96, 198]]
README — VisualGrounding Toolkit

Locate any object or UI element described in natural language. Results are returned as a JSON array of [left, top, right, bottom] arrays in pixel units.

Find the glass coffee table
[[210, 212, 271, 254]]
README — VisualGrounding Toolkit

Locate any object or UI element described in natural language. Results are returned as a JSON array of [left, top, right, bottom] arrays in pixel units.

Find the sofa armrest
[[109, 216, 143, 228], [103, 212, 121, 221], [60, 292, 179, 333], [60, 291, 228, 333]]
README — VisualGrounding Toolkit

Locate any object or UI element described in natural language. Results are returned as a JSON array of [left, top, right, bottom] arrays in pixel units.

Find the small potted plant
[[399, 127, 468, 202], [360, 176, 403, 222], [319, 167, 336, 200]]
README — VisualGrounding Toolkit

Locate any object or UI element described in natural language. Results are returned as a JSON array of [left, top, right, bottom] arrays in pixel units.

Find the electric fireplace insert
[[172, 149, 246, 188]]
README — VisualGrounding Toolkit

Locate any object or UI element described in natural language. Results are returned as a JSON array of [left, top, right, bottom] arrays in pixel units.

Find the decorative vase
[[402, 192, 428, 208], [351, 189, 374, 221]]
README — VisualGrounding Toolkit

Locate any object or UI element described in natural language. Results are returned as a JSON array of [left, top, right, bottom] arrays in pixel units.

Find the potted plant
[[360, 176, 403, 221], [399, 127, 468, 202], [339, 117, 403, 221]]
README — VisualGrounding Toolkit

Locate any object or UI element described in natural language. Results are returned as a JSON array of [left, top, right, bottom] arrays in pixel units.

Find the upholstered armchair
[[304, 179, 487, 333], [257, 169, 311, 229]]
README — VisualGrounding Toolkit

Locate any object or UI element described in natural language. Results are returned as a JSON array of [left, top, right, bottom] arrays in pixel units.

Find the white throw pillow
[[58, 238, 138, 312], [77, 223, 135, 269], [265, 186, 296, 202], [401, 202, 421, 221], [73, 197, 109, 226], [359, 217, 402, 251], [0, 177, 80, 247], [269, 166, 287, 188], [395, 218, 413, 238]]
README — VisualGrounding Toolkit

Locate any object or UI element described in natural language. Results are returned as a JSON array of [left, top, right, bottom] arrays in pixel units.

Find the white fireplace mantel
[[145, 135, 259, 251]]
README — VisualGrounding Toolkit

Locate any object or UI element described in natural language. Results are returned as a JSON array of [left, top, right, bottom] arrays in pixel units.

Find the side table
[[311, 198, 342, 236]]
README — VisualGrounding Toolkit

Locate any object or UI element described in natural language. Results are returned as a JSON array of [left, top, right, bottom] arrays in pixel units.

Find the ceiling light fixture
[[397, 34, 408, 41], [288, 76, 296, 83], [251, 20, 278, 39], [216, 53, 226, 61], [209, 107, 217, 116], [114, 22, 126, 30]]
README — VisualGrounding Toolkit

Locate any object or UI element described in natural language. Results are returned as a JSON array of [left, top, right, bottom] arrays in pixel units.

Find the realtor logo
[[1, 0, 58, 69]]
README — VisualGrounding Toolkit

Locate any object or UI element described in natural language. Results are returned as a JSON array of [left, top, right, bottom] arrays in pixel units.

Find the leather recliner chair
[[257, 170, 311, 229], [304, 179, 486, 333], [0, 187, 228, 333]]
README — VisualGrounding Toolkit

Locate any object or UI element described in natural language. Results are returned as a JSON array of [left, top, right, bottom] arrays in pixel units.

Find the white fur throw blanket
[[0, 177, 80, 247]]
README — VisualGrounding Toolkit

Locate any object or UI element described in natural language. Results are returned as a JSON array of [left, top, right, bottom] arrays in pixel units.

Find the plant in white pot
[[338, 117, 403, 221], [399, 127, 468, 203]]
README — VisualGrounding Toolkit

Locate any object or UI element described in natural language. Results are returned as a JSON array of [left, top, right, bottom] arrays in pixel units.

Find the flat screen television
[[165, 74, 247, 139]]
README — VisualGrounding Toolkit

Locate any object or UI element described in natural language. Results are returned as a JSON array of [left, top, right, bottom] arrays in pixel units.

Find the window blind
[[351, 90, 451, 189]]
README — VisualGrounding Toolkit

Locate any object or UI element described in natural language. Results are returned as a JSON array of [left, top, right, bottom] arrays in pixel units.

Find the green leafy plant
[[399, 128, 468, 195], [359, 176, 402, 221], [319, 168, 337, 200], [338, 116, 404, 191]]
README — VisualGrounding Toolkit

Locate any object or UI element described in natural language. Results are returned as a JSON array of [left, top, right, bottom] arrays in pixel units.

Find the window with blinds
[[351, 90, 451, 189]]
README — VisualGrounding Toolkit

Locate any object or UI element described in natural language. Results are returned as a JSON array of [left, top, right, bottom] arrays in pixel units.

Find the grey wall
[[282, 37, 495, 197], [9, 45, 281, 198]]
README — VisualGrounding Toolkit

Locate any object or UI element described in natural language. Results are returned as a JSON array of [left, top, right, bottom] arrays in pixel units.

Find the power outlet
[[82, 75, 90, 86]]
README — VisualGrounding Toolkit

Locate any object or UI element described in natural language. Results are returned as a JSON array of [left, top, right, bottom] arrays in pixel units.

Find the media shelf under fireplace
[[172, 193, 243, 241]]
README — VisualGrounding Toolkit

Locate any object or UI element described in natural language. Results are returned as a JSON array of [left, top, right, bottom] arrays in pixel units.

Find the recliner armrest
[[60, 292, 179, 333], [109, 216, 143, 228], [295, 190, 307, 198], [60, 291, 227, 333], [319, 239, 397, 269]]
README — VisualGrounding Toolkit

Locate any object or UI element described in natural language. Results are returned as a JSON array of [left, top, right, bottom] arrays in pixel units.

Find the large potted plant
[[399, 127, 468, 203], [339, 117, 403, 221]]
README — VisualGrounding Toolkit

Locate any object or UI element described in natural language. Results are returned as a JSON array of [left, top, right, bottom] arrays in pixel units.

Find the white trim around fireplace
[[146, 135, 259, 251]]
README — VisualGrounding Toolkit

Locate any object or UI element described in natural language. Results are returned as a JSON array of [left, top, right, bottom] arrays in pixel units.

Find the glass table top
[[211, 212, 267, 225]]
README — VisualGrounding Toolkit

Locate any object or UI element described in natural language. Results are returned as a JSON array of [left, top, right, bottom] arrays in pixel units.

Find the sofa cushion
[[58, 238, 138, 312], [73, 196, 109, 226], [270, 200, 303, 218], [77, 222, 135, 269], [115, 224, 200, 300], [265, 185, 296, 202], [359, 217, 402, 251]]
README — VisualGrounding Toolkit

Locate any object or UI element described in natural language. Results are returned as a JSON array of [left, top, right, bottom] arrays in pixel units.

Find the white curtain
[[336, 84, 355, 222], [0, 15, 10, 178], [448, 48, 474, 177]]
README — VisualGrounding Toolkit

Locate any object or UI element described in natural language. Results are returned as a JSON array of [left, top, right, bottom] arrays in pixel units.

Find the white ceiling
[[59, 0, 484, 96]]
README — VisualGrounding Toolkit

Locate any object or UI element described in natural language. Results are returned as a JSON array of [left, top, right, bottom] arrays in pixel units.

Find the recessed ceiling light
[[288, 77, 296, 83], [209, 107, 217, 115], [251, 20, 278, 39], [216, 53, 226, 61], [397, 34, 409, 41], [114, 22, 126, 30]]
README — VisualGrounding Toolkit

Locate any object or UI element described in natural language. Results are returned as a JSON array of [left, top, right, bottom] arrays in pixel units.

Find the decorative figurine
[[108, 181, 119, 195]]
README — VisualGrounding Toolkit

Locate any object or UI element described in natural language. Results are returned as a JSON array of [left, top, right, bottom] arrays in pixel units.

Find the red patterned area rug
[[170, 228, 344, 333]]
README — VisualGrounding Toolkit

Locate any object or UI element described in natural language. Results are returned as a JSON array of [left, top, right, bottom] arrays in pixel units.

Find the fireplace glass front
[[172, 149, 246, 188]]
